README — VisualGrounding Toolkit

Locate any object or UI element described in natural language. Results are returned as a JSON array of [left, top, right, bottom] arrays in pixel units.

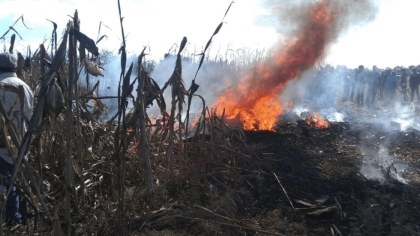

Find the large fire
[[213, 1, 337, 131], [305, 113, 330, 129]]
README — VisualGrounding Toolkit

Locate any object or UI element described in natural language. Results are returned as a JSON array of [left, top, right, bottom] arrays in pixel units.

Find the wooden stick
[[273, 173, 295, 209], [332, 224, 342, 236], [194, 204, 235, 222]]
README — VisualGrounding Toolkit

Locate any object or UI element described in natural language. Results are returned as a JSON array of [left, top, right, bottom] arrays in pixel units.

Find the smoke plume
[[214, 0, 378, 131]]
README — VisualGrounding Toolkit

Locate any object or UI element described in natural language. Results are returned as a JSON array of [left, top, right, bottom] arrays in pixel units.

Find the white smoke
[[89, 52, 255, 119], [360, 145, 408, 184]]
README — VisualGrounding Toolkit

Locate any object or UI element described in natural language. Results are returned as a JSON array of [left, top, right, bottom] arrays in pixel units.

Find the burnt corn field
[[1, 1, 420, 236]]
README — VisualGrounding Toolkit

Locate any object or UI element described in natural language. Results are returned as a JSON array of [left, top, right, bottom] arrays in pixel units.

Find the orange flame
[[213, 1, 336, 131], [305, 113, 330, 129], [129, 138, 138, 153], [190, 115, 200, 130], [288, 101, 293, 110]]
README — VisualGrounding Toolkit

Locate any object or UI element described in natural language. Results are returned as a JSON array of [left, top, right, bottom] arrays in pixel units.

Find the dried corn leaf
[[86, 61, 104, 77], [96, 35, 107, 44], [44, 81, 64, 119], [72, 29, 99, 56], [0, 15, 30, 40], [122, 62, 134, 99]]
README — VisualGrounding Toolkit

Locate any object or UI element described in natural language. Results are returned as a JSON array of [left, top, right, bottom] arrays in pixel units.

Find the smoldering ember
[[0, 0, 420, 235]]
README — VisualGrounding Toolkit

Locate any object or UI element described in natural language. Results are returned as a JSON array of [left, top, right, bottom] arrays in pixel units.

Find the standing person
[[400, 67, 412, 102], [0, 53, 34, 224], [324, 65, 337, 108], [349, 69, 357, 101], [341, 66, 351, 102], [308, 69, 321, 101], [384, 70, 399, 106], [305, 69, 317, 102], [410, 68, 420, 103], [313, 69, 324, 100], [365, 65, 380, 107], [378, 68, 391, 100], [355, 65, 366, 107]]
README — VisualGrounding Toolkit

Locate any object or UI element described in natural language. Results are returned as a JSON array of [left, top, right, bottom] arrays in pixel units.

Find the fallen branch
[[273, 173, 295, 209]]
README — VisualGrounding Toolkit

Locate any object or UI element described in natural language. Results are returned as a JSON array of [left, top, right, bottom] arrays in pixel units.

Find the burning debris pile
[[305, 113, 330, 129]]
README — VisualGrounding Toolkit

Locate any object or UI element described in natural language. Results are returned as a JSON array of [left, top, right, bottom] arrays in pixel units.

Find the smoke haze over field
[[95, 53, 255, 118], [87, 0, 381, 124], [59, 0, 416, 133], [213, 0, 378, 131]]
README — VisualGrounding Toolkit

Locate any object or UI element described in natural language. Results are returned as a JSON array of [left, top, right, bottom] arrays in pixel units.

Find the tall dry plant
[[184, 0, 234, 160], [0, 2, 268, 235]]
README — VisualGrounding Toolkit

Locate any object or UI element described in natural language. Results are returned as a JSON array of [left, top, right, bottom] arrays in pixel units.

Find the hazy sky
[[0, 0, 418, 69]]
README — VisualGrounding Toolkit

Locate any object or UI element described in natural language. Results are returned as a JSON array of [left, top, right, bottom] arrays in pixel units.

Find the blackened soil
[[240, 121, 420, 235], [143, 121, 420, 236]]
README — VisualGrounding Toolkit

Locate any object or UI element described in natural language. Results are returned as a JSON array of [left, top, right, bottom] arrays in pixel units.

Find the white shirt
[[0, 72, 34, 164]]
